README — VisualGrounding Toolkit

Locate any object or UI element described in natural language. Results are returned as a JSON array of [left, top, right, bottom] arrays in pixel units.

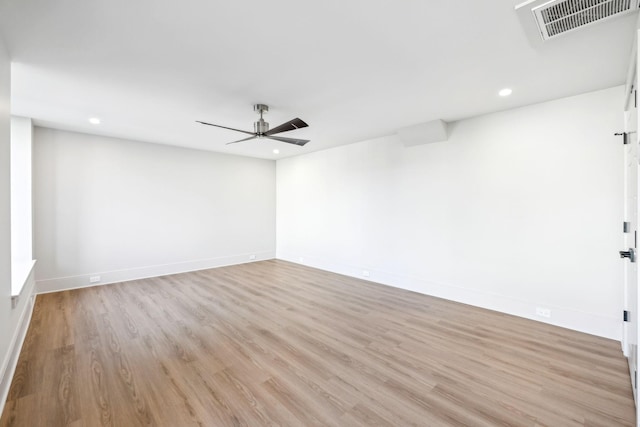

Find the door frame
[[623, 25, 640, 426]]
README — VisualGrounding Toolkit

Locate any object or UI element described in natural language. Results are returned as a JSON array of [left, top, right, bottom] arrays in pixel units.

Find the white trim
[[624, 15, 640, 111], [11, 259, 36, 301], [0, 278, 36, 417], [36, 251, 275, 294], [278, 253, 621, 340]]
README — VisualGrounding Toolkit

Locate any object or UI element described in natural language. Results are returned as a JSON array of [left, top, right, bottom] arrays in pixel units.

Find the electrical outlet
[[299, 257, 304, 264], [89, 276, 101, 284], [536, 307, 551, 318], [362, 270, 370, 277], [249, 254, 256, 260]]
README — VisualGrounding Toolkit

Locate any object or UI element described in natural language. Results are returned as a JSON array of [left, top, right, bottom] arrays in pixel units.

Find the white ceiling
[[0, 0, 636, 159]]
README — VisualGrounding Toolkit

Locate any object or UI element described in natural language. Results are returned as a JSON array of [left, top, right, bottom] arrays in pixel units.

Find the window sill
[[11, 259, 36, 309]]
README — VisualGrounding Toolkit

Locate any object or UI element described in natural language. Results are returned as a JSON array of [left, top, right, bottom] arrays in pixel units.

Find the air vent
[[531, 0, 639, 40]]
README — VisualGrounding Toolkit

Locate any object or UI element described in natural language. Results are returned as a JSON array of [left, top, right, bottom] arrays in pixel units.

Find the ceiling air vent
[[516, 0, 640, 42]]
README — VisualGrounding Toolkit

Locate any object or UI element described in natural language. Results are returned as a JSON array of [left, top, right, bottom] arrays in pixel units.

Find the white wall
[[277, 86, 625, 340], [10, 116, 34, 295], [0, 27, 13, 394], [0, 35, 37, 416], [34, 128, 276, 292]]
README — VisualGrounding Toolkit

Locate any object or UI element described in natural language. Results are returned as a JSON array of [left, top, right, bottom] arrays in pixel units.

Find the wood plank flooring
[[0, 259, 635, 426]]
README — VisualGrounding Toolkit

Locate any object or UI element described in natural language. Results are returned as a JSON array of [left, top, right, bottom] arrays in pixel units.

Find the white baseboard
[[277, 253, 621, 341], [36, 251, 275, 294], [0, 275, 36, 417]]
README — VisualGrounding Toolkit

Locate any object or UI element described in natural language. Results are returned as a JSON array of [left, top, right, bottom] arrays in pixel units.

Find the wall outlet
[[362, 270, 370, 277], [89, 276, 101, 284], [249, 254, 256, 260], [299, 257, 304, 264], [536, 307, 551, 318]]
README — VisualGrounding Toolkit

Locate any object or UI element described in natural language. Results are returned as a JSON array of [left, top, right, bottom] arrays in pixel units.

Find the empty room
[[1, 0, 639, 426]]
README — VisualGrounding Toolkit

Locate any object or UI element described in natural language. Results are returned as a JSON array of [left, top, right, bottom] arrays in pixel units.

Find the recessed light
[[273, 149, 280, 154], [498, 88, 513, 97], [89, 117, 101, 125]]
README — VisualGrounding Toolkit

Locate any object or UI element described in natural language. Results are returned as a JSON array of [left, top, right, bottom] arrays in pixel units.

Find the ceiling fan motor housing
[[254, 118, 269, 135]]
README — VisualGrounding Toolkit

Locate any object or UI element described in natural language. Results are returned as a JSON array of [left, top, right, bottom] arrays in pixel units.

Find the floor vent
[[521, 0, 639, 41]]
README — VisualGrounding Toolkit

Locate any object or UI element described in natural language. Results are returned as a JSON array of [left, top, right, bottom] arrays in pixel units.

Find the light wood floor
[[0, 260, 635, 426]]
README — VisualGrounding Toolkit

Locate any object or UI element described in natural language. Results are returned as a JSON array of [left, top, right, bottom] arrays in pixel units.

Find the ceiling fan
[[197, 104, 310, 146]]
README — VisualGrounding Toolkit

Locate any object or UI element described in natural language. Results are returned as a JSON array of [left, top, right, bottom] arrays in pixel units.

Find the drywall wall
[[0, 28, 12, 408], [10, 116, 34, 295], [277, 86, 625, 340], [0, 37, 37, 416], [34, 128, 276, 292]]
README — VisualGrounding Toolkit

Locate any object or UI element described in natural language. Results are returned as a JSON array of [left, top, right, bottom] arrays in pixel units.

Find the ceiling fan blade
[[265, 135, 310, 146], [226, 135, 258, 145], [196, 121, 255, 136], [264, 118, 309, 136]]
